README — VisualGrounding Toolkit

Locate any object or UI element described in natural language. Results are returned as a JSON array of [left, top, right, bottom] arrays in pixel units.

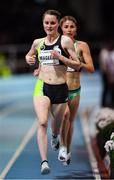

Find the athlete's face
[[43, 15, 59, 35], [61, 20, 77, 40]]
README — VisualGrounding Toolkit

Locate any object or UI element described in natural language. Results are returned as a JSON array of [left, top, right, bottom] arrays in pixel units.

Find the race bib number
[[39, 50, 59, 65]]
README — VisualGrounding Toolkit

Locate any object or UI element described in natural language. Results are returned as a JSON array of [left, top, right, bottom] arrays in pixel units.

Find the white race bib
[[39, 50, 59, 65]]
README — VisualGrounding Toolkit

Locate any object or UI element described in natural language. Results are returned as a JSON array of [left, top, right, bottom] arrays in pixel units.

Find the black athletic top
[[38, 35, 69, 66]]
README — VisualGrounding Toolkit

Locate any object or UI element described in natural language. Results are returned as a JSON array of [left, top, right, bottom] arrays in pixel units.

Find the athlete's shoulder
[[62, 35, 72, 41], [76, 40, 88, 46], [76, 40, 90, 50], [61, 35, 73, 48], [33, 37, 45, 49], [33, 38, 45, 45]]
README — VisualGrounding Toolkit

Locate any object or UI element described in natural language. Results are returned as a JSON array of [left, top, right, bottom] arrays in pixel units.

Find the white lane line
[[80, 111, 101, 180], [0, 120, 37, 180]]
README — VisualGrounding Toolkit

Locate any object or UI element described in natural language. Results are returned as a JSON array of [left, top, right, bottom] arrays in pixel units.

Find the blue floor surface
[[0, 72, 102, 179], [5, 116, 94, 179]]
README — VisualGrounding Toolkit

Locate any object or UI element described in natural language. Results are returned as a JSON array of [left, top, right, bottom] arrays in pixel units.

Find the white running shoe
[[63, 152, 71, 166], [51, 134, 60, 151], [58, 146, 67, 161], [41, 160, 50, 175]]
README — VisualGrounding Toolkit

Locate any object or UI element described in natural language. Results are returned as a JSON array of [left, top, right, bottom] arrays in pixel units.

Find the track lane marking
[[0, 120, 37, 179]]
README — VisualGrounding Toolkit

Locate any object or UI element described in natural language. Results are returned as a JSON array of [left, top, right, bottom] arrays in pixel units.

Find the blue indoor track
[[0, 72, 102, 179]]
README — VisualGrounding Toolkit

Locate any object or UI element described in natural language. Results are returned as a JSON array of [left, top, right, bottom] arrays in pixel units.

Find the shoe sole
[[58, 147, 67, 161], [41, 167, 50, 175], [58, 155, 66, 162]]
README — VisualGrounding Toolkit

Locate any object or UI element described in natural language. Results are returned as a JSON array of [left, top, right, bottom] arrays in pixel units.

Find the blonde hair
[[60, 16, 77, 28]]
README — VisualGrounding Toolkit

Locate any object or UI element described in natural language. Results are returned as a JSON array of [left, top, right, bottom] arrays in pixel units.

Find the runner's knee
[[38, 121, 48, 128]]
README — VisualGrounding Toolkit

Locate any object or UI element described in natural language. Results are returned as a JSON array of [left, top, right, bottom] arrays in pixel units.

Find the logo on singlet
[[53, 45, 61, 54], [40, 44, 45, 50]]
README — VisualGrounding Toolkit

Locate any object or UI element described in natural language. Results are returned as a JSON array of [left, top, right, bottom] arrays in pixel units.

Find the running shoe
[[63, 152, 71, 166], [41, 160, 50, 175], [58, 146, 67, 161], [51, 134, 60, 151]]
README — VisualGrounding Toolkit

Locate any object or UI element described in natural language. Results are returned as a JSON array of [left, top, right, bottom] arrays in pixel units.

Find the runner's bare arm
[[80, 41, 94, 72], [51, 35, 81, 70], [25, 39, 39, 65]]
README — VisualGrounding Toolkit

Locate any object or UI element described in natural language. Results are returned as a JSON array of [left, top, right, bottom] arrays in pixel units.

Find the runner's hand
[[25, 55, 36, 65]]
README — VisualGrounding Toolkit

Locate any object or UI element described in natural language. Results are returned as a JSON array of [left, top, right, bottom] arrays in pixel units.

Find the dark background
[[0, 0, 114, 73]]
